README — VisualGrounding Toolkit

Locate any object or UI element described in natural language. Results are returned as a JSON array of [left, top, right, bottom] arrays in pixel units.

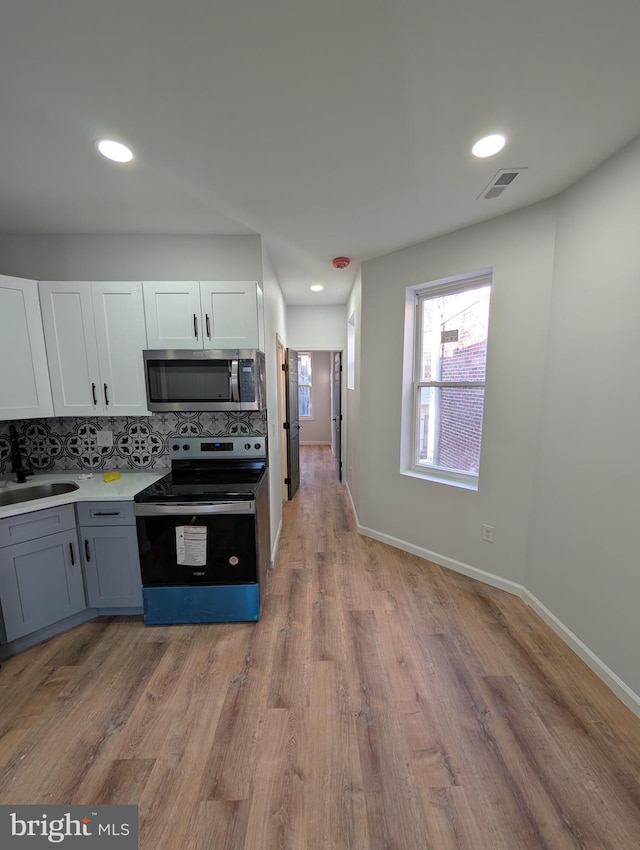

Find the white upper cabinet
[[142, 281, 202, 348], [91, 283, 150, 414], [200, 281, 261, 349], [39, 281, 149, 417], [143, 281, 261, 350], [0, 275, 54, 420]]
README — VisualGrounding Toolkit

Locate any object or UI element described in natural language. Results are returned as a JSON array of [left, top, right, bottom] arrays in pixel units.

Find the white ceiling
[[2, 0, 640, 305]]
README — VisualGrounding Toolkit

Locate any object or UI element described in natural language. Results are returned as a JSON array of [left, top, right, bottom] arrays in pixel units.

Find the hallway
[[0, 446, 639, 848]]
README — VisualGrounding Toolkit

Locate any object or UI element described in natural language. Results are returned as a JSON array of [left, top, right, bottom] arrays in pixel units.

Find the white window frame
[[401, 268, 492, 490], [298, 351, 314, 420], [347, 312, 356, 390]]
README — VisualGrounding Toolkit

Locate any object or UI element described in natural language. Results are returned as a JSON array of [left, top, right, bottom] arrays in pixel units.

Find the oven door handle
[[134, 501, 255, 516]]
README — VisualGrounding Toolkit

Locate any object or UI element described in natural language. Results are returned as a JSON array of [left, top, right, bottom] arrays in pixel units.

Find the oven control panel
[[169, 435, 266, 460]]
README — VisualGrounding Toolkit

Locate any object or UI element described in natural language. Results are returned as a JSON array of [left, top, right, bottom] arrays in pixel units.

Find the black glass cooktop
[[134, 463, 266, 503]]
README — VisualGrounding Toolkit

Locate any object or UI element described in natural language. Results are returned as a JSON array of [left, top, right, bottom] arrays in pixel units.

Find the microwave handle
[[230, 359, 240, 401]]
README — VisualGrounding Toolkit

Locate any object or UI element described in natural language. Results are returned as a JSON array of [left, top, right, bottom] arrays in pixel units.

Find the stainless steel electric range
[[134, 435, 270, 624]]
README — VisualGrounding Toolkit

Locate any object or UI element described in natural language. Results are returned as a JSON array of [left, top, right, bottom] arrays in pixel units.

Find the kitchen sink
[[0, 481, 79, 507]]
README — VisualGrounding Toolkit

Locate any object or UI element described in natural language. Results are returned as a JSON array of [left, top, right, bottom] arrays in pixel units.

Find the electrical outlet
[[482, 524, 495, 543], [97, 430, 113, 448]]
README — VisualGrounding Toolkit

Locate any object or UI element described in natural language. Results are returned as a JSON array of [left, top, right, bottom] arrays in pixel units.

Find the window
[[298, 352, 313, 418], [405, 271, 491, 488]]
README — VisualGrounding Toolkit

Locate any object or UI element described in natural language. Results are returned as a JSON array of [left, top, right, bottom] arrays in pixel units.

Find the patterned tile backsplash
[[0, 412, 267, 475]]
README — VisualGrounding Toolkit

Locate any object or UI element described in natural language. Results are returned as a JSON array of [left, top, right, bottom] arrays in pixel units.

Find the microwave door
[[143, 350, 264, 411], [146, 358, 232, 405]]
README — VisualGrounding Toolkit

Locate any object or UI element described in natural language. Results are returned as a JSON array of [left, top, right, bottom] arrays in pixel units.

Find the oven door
[[135, 501, 257, 586]]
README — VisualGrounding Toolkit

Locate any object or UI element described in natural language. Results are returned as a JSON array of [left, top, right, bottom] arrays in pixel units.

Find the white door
[[39, 281, 102, 416], [92, 282, 150, 415], [143, 281, 202, 349], [0, 275, 53, 419], [200, 281, 260, 349]]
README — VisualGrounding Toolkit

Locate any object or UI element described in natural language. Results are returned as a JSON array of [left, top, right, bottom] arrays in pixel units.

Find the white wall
[[358, 203, 556, 586], [260, 242, 288, 558], [287, 305, 347, 350], [355, 135, 640, 710], [299, 351, 331, 444], [0, 234, 263, 281], [525, 137, 640, 699]]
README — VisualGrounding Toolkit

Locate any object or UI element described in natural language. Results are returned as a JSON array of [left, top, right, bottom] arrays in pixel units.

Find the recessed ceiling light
[[97, 139, 134, 163], [471, 134, 506, 158], [310, 284, 324, 292]]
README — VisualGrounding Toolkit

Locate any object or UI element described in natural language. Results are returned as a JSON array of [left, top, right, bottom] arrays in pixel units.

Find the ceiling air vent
[[478, 167, 527, 200]]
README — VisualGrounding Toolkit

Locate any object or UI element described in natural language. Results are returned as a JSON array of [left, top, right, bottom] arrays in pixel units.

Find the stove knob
[[254, 442, 262, 450], [244, 443, 251, 450], [172, 443, 180, 451], [182, 444, 190, 451]]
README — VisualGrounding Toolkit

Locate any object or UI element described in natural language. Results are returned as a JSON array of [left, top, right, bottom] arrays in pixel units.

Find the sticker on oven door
[[176, 525, 207, 566]]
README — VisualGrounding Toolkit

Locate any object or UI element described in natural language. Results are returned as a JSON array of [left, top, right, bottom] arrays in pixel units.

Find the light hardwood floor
[[1, 445, 640, 849]]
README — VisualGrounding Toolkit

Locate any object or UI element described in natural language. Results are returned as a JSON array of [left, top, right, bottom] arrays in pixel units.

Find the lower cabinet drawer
[[76, 501, 136, 526], [0, 504, 76, 548]]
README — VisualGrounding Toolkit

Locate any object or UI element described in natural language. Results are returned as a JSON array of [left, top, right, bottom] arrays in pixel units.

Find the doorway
[[276, 336, 288, 503], [280, 348, 343, 498]]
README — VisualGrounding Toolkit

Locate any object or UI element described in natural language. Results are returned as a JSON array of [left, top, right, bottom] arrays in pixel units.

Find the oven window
[[147, 359, 231, 403], [137, 513, 257, 585]]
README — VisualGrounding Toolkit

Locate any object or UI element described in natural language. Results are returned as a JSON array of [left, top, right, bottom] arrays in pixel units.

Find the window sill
[[401, 468, 478, 492]]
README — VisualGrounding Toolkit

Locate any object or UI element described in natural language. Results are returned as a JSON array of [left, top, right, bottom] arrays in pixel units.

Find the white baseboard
[[271, 516, 283, 566], [353, 516, 640, 719], [357, 523, 524, 597], [521, 589, 640, 718], [345, 480, 357, 520]]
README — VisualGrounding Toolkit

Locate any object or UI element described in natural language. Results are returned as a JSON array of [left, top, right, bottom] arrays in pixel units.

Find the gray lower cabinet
[[0, 505, 86, 642], [76, 501, 142, 608]]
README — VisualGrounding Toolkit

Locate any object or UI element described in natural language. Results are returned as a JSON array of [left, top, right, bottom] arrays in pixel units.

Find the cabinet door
[[92, 282, 150, 415], [143, 281, 202, 349], [80, 525, 142, 608], [39, 281, 102, 416], [200, 281, 260, 349], [0, 528, 86, 641], [0, 275, 54, 419]]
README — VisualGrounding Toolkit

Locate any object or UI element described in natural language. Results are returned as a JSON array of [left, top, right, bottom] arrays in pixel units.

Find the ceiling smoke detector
[[332, 256, 350, 269]]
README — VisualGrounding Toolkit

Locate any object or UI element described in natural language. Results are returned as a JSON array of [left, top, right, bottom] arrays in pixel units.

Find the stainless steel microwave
[[143, 349, 265, 412]]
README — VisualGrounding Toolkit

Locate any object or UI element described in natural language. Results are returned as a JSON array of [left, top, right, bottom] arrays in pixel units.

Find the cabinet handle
[[206, 313, 211, 339], [94, 511, 120, 516], [91, 383, 98, 406], [104, 383, 109, 406], [85, 539, 91, 562], [193, 313, 199, 340], [69, 542, 75, 566]]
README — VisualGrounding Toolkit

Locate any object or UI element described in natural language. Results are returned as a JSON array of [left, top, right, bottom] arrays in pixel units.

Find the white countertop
[[0, 471, 166, 520]]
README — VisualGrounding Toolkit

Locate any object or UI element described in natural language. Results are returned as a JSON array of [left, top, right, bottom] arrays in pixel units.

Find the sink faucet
[[9, 424, 33, 484]]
